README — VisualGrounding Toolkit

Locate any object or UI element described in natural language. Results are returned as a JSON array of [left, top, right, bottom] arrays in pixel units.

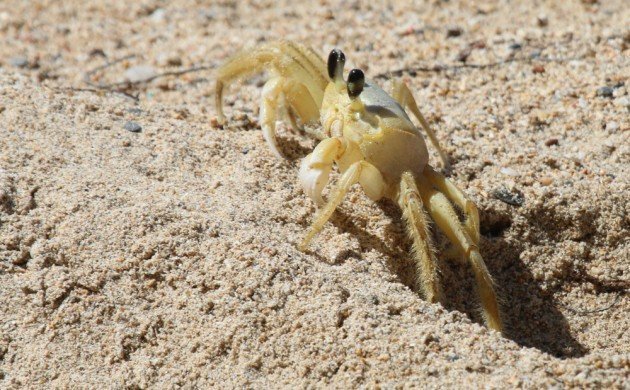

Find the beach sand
[[0, 1, 628, 387]]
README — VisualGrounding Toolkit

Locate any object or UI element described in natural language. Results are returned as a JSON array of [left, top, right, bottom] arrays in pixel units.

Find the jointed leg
[[424, 166, 480, 245], [417, 175, 502, 332], [399, 172, 442, 303], [391, 80, 450, 170], [216, 41, 328, 123], [260, 77, 320, 158], [299, 160, 384, 251], [299, 138, 345, 205]]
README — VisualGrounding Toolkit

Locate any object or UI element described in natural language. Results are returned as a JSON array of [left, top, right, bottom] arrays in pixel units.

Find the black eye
[[327, 49, 345, 80], [347, 68, 364, 98]]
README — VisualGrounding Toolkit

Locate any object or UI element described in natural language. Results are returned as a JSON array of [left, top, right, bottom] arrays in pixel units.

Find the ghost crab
[[216, 41, 502, 332]]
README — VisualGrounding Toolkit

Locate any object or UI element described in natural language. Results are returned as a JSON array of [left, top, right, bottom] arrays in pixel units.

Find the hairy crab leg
[[399, 172, 443, 303], [424, 166, 480, 245], [416, 174, 502, 332]]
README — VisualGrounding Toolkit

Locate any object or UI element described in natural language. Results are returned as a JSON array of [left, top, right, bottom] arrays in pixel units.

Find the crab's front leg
[[299, 137, 361, 204], [298, 137, 384, 250], [260, 77, 320, 158], [299, 158, 385, 251]]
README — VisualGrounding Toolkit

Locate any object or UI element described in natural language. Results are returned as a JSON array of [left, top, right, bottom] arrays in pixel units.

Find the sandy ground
[[0, 0, 628, 388]]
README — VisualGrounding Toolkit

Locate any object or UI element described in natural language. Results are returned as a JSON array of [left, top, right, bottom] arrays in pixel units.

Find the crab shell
[[317, 78, 429, 194]]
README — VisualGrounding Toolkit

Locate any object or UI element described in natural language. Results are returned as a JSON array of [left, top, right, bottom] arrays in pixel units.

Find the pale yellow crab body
[[320, 79, 429, 194], [215, 40, 503, 333]]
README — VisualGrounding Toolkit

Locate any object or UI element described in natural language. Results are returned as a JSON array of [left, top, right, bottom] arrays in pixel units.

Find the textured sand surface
[[1, 0, 628, 388]]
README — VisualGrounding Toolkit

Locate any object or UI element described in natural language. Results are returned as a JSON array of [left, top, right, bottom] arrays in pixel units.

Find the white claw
[[260, 78, 285, 159], [261, 120, 283, 158], [299, 153, 331, 206]]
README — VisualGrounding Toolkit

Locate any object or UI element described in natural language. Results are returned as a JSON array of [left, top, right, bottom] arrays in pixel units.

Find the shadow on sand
[[317, 198, 586, 358]]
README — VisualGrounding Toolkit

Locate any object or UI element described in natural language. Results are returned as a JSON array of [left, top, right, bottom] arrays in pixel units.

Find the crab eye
[[347, 68, 365, 98], [327, 49, 345, 80]]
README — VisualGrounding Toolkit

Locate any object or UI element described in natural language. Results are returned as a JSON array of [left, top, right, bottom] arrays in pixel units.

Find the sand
[[0, 0, 628, 388]]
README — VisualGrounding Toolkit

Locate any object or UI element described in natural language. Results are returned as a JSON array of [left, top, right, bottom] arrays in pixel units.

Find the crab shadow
[[322, 199, 586, 358]]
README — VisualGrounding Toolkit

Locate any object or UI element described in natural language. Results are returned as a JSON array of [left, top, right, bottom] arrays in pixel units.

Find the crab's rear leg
[[391, 80, 451, 170], [416, 175, 502, 332], [399, 172, 443, 303], [424, 166, 480, 245], [215, 41, 328, 123]]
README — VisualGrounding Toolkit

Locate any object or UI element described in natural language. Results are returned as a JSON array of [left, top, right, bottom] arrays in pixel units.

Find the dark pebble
[[124, 121, 142, 132], [532, 64, 545, 74], [492, 187, 524, 206], [509, 43, 522, 50], [545, 138, 559, 146], [8, 57, 29, 68], [596, 86, 613, 98], [88, 48, 107, 58], [446, 26, 463, 38], [456, 47, 472, 63]]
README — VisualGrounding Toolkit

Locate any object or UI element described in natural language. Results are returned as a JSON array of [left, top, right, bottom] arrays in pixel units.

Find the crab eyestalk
[[347, 68, 366, 113], [347, 68, 365, 98], [327, 49, 345, 82]]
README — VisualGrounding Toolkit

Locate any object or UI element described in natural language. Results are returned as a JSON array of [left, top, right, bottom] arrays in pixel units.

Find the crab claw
[[299, 152, 332, 206]]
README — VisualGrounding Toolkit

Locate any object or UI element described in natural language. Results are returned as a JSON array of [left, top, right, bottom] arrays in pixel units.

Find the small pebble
[[88, 48, 106, 58], [536, 15, 549, 27], [8, 56, 28, 68], [500, 167, 519, 177], [508, 43, 522, 50], [596, 86, 613, 98], [456, 47, 472, 62], [447, 354, 460, 362], [166, 56, 182, 66], [532, 64, 545, 74], [492, 187, 525, 206], [124, 121, 142, 132], [605, 121, 619, 131], [540, 176, 553, 186], [578, 97, 588, 109], [150, 8, 166, 23], [614, 96, 629, 109], [446, 26, 463, 38], [545, 138, 559, 146], [157, 52, 183, 67], [126, 108, 143, 115], [210, 117, 222, 128], [124, 65, 157, 83]]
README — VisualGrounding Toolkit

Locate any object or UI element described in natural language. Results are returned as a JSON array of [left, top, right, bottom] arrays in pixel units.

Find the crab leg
[[424, 166, 480, 245], [299, 160, 384, 250], [391, 80, 450, 170], [417, 175, 502, 332], [215, 41, 328, 123], [399, 172, 442, 303], [299, 138, 344, 205], [260, 77, 320, 158]]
